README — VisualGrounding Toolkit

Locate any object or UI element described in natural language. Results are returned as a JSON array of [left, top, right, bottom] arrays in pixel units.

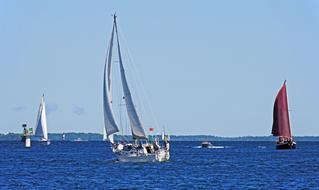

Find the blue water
[[1, 141, 319, 189]]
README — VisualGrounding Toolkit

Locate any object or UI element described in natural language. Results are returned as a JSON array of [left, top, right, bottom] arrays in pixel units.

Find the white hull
[[113, 144, 170, 163], [39, 138, 50, 145], [156, 149, 170, 162], [116, 154, 157, 162], [201, 141, 213, 148], [115, 150, 169, 163]]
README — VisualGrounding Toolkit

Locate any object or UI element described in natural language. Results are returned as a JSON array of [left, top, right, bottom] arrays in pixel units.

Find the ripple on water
[[1, 141, 319, 189]]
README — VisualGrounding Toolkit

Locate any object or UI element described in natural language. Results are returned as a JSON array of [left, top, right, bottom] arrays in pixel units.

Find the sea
[[0, 141, 319, 189]]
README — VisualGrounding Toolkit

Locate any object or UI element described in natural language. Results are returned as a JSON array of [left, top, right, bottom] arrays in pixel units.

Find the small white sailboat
[[62, 132, 66, 141], [34, 94, 50, 145], [102, 15, 169, 162]]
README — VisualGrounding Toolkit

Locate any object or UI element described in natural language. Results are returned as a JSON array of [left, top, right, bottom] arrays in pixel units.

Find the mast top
[[113, 13, 117, 22]]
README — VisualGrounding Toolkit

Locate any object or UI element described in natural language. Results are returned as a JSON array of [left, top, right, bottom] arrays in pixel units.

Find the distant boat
[[102, 14, 169, 162], [34, 94, 50, 145], [62, 132, 66, 141], [272, 81, 296, 149], [73, 138, 87, 142], [201, 141, 212, 148]]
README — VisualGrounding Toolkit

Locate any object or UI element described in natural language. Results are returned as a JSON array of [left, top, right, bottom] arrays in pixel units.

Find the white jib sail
[[114, 19, 147, 139], [35, 95, 48, 141], [103, 22, 120, 138]]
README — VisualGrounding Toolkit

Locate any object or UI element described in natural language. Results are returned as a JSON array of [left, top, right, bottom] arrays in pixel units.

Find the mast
[[113, 15, 147, 139], [272, 80, 292, 139]]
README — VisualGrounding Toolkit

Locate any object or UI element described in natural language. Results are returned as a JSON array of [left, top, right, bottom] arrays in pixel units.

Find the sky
[[1, 1, 319, 136]]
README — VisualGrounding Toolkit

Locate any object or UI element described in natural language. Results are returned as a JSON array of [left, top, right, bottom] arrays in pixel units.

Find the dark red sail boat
[[272, 81, 296, 149]]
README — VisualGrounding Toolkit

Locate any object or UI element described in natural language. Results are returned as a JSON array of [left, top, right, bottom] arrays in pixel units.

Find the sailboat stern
[[276, 140, 296, 149], [112, 141, 170, 162]]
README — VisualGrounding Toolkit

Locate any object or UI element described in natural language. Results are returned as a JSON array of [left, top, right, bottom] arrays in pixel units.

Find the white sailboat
[[34, 94, 50, 145], [102, 15, 169, 162]]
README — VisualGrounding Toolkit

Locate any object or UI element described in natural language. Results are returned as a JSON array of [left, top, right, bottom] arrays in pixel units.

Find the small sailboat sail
[[272, 81, 296, 149], [34, 94, 49, 142], [102, 14, 169, 162]]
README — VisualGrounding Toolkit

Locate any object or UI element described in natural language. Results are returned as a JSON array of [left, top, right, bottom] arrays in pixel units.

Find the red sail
[[272, 81, 292, 138]]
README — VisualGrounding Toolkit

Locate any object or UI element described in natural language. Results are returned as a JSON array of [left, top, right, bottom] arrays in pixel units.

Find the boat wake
[[193, 146, 226, 149], [258, 146, 267, 149], [211, 146, 225, 149]]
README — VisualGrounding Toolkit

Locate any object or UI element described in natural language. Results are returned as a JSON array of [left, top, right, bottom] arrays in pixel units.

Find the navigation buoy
[[25, 136, 31, 148]]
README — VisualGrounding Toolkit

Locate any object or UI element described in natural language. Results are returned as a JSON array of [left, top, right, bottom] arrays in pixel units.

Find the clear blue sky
[[1, 1, 319, 136]]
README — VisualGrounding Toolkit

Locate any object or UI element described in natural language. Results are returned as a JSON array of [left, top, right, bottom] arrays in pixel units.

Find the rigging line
[[114, 59, 126, 141], [113, 32, 130, 141], [116, 64, 129, 141], [115, 19, 148, 140], [115, 25, 146, 109], [112, 38, 131, 142], [116, 21, 160, 131]]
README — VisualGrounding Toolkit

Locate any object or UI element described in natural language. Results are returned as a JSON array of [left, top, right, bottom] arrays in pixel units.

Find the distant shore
[[1, 133, 319, 141]]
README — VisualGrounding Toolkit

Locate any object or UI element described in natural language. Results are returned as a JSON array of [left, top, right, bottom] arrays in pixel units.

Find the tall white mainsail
[[35, 94, 48, 141], [103, 19, 119, 140], [114, 17, 147, 139]]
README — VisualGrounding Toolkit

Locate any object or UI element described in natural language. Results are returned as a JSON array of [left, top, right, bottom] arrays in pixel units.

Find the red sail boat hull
[[272, 81, 296, 149], [276, 141, 296, 149]]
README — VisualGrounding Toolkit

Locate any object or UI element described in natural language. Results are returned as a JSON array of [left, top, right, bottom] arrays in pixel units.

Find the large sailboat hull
[[276, 141, 296, 149], [116, 154, 157, 162], [114, 149, 169, 163]]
